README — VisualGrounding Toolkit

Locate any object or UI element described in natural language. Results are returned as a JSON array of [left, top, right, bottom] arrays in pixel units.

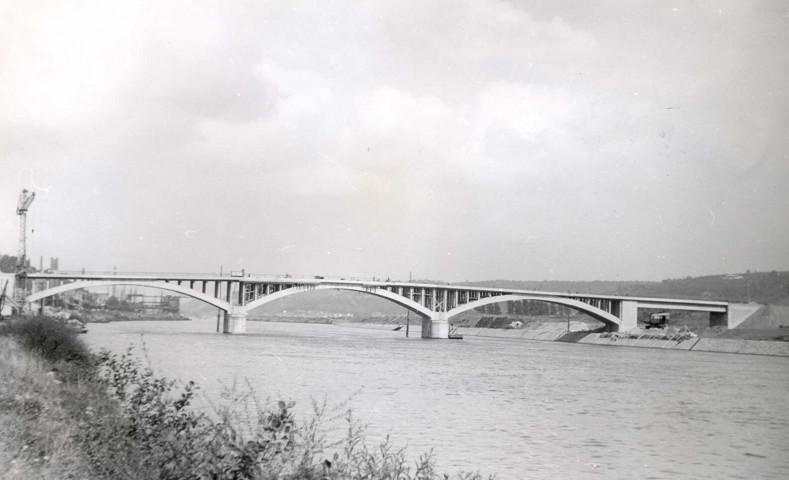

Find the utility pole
[[405, 271, 412, 337], [14, 190, 35, 312], [746, 277, 752, 303], [217, 265, 223, 332]]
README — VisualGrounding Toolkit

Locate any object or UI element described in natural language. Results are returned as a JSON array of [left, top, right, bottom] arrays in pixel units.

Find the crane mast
[[14, 189, 35, 311]]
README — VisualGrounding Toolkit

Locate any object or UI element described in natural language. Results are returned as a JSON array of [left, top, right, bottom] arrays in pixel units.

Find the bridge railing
[[36, 270, 223, 278], [246, 273, 383, 282], [31, 270, 386, 283]]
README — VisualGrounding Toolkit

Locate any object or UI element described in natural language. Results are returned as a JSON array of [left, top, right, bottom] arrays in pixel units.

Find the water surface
[[85, 319, 789, 479]]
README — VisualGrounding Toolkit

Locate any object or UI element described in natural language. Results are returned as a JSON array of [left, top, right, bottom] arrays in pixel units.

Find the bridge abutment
[[422, 313, 449, 339], [709, 303, 761, 329], [223, 307, 247, 334], [709, 311, 729, 328]]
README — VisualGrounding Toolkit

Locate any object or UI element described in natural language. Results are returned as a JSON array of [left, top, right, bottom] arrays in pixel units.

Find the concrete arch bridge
[[24, 272, 743, 338]]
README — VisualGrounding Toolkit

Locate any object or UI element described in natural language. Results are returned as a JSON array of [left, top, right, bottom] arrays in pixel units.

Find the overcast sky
[[1, 0, 787, 282]]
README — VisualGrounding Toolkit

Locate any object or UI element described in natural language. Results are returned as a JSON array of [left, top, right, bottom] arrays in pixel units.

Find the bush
[[89, 347, 493, 480], [0, 316, 92, 367], [1, 320, 494, 480]]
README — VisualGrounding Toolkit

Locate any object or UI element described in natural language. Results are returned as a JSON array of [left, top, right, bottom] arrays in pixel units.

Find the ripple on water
[[85, 320, 789, 480]]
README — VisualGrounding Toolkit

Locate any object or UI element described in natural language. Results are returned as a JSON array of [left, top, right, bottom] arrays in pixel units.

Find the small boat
[[66, 319, 88, 334]]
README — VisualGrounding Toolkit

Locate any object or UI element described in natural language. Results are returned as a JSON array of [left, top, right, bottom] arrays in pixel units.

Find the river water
[[84, 319, 789, 479]]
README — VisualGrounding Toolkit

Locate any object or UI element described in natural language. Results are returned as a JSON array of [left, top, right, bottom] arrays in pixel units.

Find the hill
[[458, 271, 789, 304]]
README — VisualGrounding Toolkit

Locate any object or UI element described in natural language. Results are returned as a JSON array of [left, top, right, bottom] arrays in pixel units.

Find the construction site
[[0, 190, 186, 323]]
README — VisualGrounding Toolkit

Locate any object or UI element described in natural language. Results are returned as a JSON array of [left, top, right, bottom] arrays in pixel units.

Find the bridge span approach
[[23, 271, 749, 338]]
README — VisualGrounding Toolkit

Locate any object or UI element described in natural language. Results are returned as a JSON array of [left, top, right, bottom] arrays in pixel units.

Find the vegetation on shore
[[75, 310, 190, 323], [0, 316, 492, 480]]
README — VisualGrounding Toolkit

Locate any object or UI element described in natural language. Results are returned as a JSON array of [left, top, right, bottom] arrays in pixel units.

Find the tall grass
[[0, 336, 93, 479], [0, 316, 494, 480], [0, 315, 92, 366]]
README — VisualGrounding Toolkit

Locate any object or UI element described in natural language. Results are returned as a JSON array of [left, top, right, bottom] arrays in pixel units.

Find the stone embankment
[[453, 326, 789, 357], [690, 337, 789, 356], [330, 320, 789, 356]]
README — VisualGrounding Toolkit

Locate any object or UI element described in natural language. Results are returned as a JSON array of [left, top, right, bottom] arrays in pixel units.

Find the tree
[[106, 296, 120, 310], [0, 254, 17, 273]]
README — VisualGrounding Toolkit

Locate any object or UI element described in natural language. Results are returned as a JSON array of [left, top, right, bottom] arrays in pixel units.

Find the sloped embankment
[[455, 321, 789, 357]]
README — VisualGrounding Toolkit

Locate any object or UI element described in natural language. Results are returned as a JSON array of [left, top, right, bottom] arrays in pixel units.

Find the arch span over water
[[446, 294, 620, 327], [241, 284, 435, 318], [243, 287, 620, 327], [27, 281, 232, 312]]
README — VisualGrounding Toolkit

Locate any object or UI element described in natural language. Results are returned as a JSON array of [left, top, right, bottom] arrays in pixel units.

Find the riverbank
[[455, 326, 789, 356], [0, 316, 490, 480], [76, 310, 191, 323], [322, 319, 789, 357]]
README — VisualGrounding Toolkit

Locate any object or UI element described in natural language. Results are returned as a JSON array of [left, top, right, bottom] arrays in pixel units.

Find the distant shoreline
[[251, 317, 789, 357], [80, 311, 190, 323], [149, 314, 789, 357], [454, 326, 789, 357]]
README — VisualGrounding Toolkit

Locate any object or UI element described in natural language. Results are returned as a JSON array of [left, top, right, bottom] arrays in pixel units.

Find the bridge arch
[[446, 295, 620, 327], [27, 281, 232, 312], [241, 284, 435, 318]]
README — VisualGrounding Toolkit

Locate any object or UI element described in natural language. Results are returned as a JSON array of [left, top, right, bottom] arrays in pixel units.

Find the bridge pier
[[422, 313, 449, 339], [223, 307, 247, 334], [617, 300, 638, 332]]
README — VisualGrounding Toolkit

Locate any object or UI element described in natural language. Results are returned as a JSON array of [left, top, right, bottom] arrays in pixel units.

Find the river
[[84, 319, 789, 479]]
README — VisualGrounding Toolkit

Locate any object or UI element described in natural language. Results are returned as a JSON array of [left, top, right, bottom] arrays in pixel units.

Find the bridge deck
[[26, 272, 729, 312]]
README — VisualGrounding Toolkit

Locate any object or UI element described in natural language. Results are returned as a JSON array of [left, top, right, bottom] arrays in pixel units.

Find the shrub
[[1, 322, 494, 480], [0, 316, 91, 367], [91, 347, 494, 480]]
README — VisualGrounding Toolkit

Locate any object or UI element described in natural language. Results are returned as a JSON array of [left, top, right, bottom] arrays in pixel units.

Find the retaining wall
[[456, 326, 789, 357], [692, 338, 789, 356]]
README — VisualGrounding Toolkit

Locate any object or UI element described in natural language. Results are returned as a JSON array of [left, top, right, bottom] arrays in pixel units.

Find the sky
[[1, 0, 787, 282]]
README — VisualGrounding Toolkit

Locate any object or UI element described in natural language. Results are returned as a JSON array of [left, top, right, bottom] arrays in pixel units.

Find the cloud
[[1, 0, 787, 280]]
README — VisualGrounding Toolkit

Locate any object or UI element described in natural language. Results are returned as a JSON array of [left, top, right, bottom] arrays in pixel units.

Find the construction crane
[[13, 189, 35, 311]]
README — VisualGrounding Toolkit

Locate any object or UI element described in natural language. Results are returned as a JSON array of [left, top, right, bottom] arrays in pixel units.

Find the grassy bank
[[0, 316, 491, 480]]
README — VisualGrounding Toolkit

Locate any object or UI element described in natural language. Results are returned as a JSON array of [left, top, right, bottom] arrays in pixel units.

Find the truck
[[645, 312, 670, 329]]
